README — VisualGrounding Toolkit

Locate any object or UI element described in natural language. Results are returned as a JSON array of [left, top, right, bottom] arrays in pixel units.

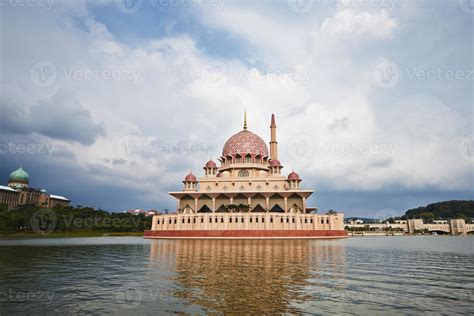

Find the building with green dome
[[8, 166, 30, 189], [0, 166, 70, 210]]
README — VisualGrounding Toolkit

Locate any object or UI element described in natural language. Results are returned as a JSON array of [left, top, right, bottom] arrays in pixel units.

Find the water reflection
[[149, 239, 346, 314]]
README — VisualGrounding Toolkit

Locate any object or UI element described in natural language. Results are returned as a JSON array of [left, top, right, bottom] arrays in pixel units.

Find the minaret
[[270, 114, 278, 159], [243, 109, 248, 130]]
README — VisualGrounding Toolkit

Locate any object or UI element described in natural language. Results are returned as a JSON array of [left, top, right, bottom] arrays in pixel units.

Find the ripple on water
[[0, 237, 473, 314]]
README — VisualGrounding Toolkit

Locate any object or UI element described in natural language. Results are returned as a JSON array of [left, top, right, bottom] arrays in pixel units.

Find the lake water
[[0, 236, 473, 315]]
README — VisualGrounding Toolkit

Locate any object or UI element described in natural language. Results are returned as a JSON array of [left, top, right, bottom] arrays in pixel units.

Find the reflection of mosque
[[149, 240, 346, 314]]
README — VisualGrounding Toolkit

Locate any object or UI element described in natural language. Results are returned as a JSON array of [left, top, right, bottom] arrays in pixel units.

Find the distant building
[[126, 209, 159, 217], [345, 219, 364, 224], [126, 209, 145, 215], [0, 167, 70, 210], [395, 220, 407, 224]]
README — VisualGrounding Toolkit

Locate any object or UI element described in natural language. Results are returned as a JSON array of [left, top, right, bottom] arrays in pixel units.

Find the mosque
[[145, 113, 347, 239], [0, 167, 70, 210], [170, 113, 316, 214]]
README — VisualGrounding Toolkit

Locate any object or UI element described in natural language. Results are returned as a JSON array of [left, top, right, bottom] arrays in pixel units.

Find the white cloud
[[0, 2, 471, 211], [319, 9, 398, 39]]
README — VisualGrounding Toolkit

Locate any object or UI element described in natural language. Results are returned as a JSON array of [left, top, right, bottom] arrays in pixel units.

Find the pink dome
[[216, 172, 222, 177], [222, 130, 268, 157], [184, 172, 197, 182], [269, 159, 281, 167], [205, 159, 217, 168], [287, 171, 300, 180]]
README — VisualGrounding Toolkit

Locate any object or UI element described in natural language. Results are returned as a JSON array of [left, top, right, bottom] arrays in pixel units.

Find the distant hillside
[[402, 200, 474, 222]]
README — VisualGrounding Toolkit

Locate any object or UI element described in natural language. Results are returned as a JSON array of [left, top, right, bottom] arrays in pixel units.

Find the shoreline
[[0, 231, 144, 239], [1, 231, 471, 240]]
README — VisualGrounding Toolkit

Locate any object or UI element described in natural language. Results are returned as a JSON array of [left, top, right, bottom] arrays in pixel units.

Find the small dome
[[216, 172, 222, 177], [9, 166, 29, 182], [40, 189, 47, 194], [269, 159, 281, 167], [287, 171, 300, 180], [184, 172, 197, 182], [205, 159, 217, 168]]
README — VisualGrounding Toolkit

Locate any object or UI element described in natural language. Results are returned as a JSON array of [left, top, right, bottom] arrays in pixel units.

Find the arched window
[[238, 170, 249, 177], [245, 154, 252, 163]]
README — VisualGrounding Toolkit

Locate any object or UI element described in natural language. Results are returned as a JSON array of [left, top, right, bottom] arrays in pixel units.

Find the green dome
[[9, 167, 29, 182]]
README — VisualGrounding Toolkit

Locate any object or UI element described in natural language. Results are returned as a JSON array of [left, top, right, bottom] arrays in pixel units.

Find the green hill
[[402, 200, 474, 222]]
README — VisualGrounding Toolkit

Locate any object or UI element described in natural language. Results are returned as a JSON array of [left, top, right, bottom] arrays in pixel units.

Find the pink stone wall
[[144, 229, 348, 239]]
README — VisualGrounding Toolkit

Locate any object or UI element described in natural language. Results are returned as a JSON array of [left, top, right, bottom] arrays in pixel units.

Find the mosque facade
[[145, 113, 347, 239]]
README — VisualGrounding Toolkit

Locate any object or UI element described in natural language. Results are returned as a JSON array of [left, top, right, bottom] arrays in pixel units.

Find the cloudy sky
[[0, 0, 472, 218]]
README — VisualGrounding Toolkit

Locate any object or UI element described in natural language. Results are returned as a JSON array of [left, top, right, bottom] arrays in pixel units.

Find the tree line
[[0, 204, 152, 234]]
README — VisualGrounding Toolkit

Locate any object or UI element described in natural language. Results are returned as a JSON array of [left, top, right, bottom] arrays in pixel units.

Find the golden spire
[[243, 109, 247, 130]]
